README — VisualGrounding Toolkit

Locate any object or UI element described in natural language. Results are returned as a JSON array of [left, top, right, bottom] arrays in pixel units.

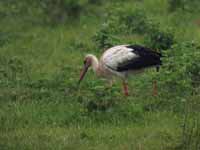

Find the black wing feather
[[117, 45, 162, 72]]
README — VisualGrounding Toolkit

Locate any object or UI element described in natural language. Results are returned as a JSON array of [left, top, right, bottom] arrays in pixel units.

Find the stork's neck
[[90, 55, 99, 73]]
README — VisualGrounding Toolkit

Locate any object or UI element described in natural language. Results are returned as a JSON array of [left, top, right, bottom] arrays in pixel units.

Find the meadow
[[0, 0, 200, 149]]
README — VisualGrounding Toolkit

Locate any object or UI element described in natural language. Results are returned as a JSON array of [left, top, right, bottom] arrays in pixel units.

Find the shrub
[[93, 8, 175, 51], [93, 21, 120, 49], [168, 0, 200, 12], [118, 9, 175, 50], [159, 41, 200, 94], [144, 27, 175, 50], [168, 0, 184, 12], [119, 9, 149, 34]]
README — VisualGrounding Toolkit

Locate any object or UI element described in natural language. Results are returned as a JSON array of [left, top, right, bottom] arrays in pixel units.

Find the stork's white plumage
[[78, 44, 162, 96]]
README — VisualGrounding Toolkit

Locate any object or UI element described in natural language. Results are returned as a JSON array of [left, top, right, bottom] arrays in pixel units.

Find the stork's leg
[[153, 80, 158, 96], [123, 80, 129, 96], [153, 66, 160, 96]]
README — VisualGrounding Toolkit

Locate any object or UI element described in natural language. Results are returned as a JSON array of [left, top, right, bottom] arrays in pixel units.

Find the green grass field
[[0, 0, 200, 149]]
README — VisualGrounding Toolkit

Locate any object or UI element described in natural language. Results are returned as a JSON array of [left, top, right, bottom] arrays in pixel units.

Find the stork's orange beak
[[78, 64, 89, 85]]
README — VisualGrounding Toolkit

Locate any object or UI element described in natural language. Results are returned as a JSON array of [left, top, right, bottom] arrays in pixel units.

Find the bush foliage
[[93, 8, 175, 50], [159, 41, 200, 95], [168, 0, 200, 12]]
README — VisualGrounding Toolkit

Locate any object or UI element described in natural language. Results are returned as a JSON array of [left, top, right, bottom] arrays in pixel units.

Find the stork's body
[[78, 45, 162, 96]]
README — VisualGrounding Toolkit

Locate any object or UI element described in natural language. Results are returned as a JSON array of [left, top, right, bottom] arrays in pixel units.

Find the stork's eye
[[83, 60, 86, 64]]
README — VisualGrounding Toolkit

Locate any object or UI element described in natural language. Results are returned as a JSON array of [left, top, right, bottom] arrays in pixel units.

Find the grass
[[0, 0, 200, 149], [0, 111, 180, 150]]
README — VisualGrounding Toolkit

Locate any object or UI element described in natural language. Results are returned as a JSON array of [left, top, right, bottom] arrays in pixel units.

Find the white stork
[[78, 45, 162, 96]]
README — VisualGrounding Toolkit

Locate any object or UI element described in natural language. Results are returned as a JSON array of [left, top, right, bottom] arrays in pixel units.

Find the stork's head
[[78, 55, 93, 84]]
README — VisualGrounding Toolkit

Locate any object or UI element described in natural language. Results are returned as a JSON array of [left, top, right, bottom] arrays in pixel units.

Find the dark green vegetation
[[0, 0, 200, 149]]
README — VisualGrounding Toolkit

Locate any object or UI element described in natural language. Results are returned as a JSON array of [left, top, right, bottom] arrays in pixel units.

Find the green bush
[[144, 27, 175, 50], [93, 20, 120, 49], [159, 41, 200, 94], [118, 8, 175, 50], [119, 9, 149, 34], [93, 8, 175, 50], [168, 0, 200, 12], [168, 0, 184, 12]]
